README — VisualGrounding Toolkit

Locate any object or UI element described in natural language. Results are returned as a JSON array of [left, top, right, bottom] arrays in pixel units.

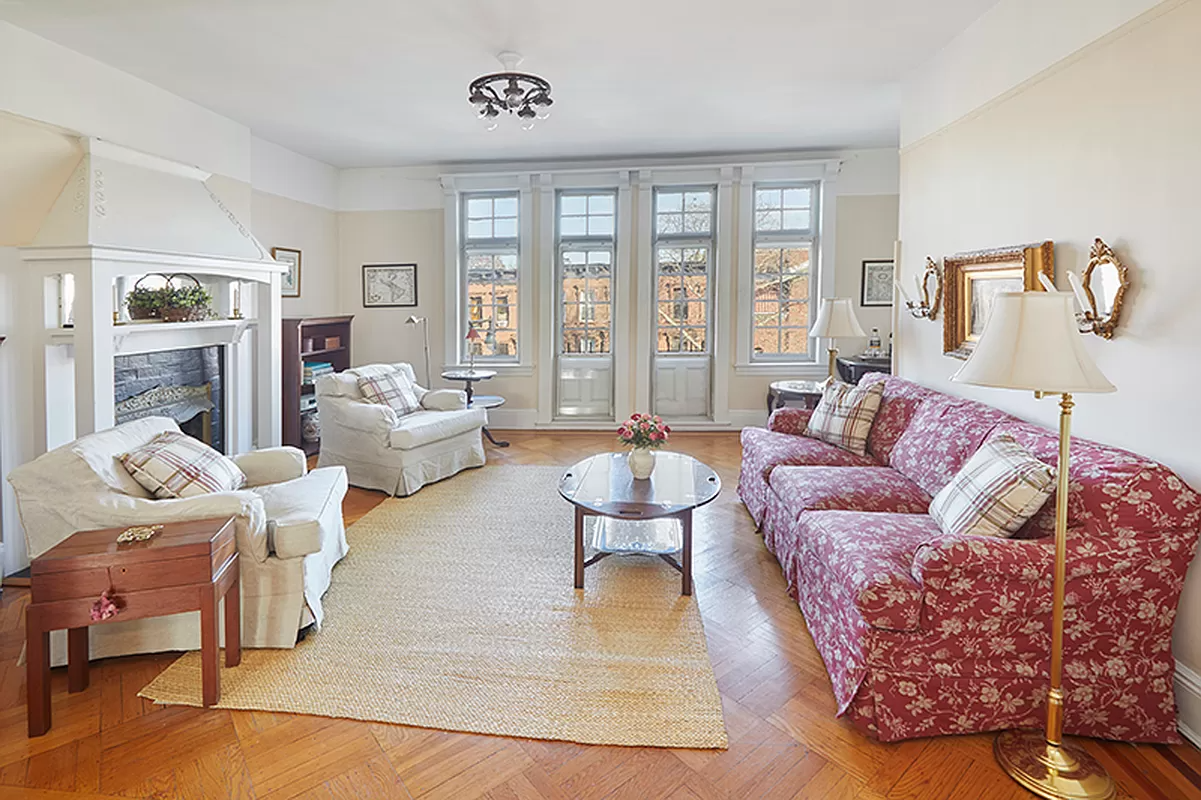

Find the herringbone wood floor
[[1, 432, 1199, 800]]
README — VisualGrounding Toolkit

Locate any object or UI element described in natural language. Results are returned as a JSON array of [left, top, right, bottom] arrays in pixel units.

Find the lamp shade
[[811, 298, 866, 339], [952, 291, 1115, 394], [465, 326, 481, 341]]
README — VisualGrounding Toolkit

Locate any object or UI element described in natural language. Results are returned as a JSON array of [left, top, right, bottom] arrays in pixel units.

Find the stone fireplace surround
[[114, 346, 225, 453]]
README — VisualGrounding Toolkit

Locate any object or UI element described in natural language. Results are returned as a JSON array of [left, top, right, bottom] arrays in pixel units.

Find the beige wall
[[896, 0, 1201, 727], [251, 190, 339, 318]]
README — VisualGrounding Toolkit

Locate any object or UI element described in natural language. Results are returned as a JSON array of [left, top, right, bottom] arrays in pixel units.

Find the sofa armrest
[[767, 407, 813, 436], [912, 529, 1195, 625], [233, 447, 307, 486], [334, 400, 399, 435], [93, 490, 269, 563], [421, 389, 467, 412]]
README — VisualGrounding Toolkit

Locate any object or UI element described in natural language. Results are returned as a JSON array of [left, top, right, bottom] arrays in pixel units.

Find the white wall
[[898, 0, 1201, 742]]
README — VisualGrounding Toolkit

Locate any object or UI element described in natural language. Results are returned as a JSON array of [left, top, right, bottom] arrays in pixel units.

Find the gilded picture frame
[[943, 241, 1054, 359]]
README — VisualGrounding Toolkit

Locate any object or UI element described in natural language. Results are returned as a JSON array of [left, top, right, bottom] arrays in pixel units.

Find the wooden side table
[[27, 516, 241, 737]]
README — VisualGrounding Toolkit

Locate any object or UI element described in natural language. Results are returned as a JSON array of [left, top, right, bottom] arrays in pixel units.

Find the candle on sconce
[[1066, 271, 1091, 313], [232, 282, 242, 319], [112, 281, 120, 324], [894, 279, 915, 306]]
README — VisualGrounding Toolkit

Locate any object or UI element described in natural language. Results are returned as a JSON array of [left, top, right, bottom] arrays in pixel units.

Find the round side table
[[767, 379, 824, 413], [469, 395, 509, 448]]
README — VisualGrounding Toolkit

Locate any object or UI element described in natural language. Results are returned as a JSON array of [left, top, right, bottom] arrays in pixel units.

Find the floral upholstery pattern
[[888, 394, 1014, 497], [767, 407, 813, 436], [763, 467, 929, 556], [738, 373, 1200, 743], [859, 373, 934, 464], [738, 425, 876, 526]]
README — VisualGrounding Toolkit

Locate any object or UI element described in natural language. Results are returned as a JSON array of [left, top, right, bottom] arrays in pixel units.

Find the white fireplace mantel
[[17, 138, 285, 456]]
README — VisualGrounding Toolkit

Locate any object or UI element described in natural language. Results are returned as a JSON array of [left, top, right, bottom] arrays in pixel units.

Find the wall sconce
[[895, 257, 942, 320], [1070, 238, 1130, 339]]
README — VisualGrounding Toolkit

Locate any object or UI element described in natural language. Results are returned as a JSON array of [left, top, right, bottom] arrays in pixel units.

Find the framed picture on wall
[[860, 259, 894, 306], [943, 241, 1053, 360], [272, 247, 301, 297], [362, 263, 418, 307]]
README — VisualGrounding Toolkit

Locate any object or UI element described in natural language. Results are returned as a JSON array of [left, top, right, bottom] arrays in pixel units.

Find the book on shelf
[[302, 361, 335, 384]]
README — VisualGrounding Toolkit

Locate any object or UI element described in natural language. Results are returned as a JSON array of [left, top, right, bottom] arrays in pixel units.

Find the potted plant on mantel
[[125, 285, 163, 321], [159, 282, 213, 323]]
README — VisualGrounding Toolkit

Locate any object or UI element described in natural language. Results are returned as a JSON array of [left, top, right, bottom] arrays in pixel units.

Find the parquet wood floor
[[1, 432, 1199, 799]]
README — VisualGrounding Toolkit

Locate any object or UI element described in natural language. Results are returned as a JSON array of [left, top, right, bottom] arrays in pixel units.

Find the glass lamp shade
[[465, 327, 482, 342], [810, 298, 866, 340], [952, 291, 1115, 394]]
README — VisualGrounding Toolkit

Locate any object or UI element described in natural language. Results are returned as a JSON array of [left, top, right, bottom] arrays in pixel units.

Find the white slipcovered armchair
[[315, 363, 486, 496], [7, 417, 348, 663]]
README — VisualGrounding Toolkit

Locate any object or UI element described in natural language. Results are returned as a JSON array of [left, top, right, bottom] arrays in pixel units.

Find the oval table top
[[440, 368, 497, 381], [558, 451, 721, 519]]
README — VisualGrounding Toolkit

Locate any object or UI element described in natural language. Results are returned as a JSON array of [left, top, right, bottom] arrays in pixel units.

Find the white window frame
[[556, 189, 617, 357], [748, 180, 820, 363], [442, 175, 535, 375], [735, 162, 840, 375], [652, 185, 717, 356]]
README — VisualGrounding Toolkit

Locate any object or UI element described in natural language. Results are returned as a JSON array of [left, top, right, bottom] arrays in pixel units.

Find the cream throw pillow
[[803, 380, 884, 456], [929, 433, 1056, 538]]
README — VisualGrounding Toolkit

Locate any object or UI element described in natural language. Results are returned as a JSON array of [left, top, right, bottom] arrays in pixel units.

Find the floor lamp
[[951, 290, 1116, 800], [810, 298, 866, 383], [405, 315, 431, 388]]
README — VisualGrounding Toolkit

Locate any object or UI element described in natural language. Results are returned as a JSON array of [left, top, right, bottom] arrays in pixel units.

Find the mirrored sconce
[[895, 257, 942, 320], [1069, 238, 1130, 339]]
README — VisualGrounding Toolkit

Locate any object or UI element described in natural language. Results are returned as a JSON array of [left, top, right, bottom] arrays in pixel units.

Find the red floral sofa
[[738, 373, 1200, 743]]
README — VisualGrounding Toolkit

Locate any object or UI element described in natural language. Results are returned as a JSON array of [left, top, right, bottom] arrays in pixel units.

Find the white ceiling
[[0, 0, 998, 168]]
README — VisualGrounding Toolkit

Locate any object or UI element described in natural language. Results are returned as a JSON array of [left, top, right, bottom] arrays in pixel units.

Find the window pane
[[467, 219, 492, 238], [466, 198, 493, 218], [753, 327, 781, 355], [683, 212, 709, 233], [658, 329, 682, 353], [680, 327, 707, 352], [562, 303, 584, 326], [782, 300, 808, 327], [754, 274, 782, 298], [493, 196, 518, 217], [658, 301, 683, 325], [755, 247, 782, 272], [587, 215, 614, 236], [684, 191, 711, 211], [755, 209, 782, 231], [682, 248, 708, 272], [589, 303, 612, 325], [657, 248, 683, 273], [782, 187, 810, 208], [561, 216, 586, 236], [753, 307, 780, 327], [783, 276, 810, 301], [493, 217, 518, 238], [756, 189, 781, 209], [657, 192, 682, 213], [782, 247, 810, 273], [683, 275, 707, 299], [588, 194, 614, 214], [782, 328, 809, 354], [782, 210, 810, 230], [657, 213, 682, 234], [560, 195, 587, 215]]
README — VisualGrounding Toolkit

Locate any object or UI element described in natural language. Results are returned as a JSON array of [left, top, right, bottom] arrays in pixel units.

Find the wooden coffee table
[[26, 517, 240, 737], [558, 452, 721, 596]]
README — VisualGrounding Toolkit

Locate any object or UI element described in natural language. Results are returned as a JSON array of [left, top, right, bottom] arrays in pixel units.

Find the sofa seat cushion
[[797, 511, 941, 632], [251, 466, 348, 559], [388, 408, 486, 450], [771, 467, 931, 523], [889, 394, 1014, 497]]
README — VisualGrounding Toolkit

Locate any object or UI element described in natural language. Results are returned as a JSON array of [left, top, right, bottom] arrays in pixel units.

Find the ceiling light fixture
[[468, 51, 553, 132]]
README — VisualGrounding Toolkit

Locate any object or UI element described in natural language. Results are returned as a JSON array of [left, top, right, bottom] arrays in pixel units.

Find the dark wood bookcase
[[282, 315, 353, 456]]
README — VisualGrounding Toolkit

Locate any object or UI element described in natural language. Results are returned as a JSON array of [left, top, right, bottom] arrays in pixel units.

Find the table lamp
[[465, 325, 481, 371], [810, 298, 866, 382], [405, 315, 431, 388], [952, 290, 1116, 800]]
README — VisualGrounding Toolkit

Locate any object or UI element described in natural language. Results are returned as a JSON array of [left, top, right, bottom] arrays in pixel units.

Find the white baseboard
[[1176, 660, 1201, 747], [484, 408, 769, 432]]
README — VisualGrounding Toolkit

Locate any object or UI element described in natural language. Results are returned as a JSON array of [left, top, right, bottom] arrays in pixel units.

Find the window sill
[[732, 362, 824, 379], [440, 363, 536, 378]]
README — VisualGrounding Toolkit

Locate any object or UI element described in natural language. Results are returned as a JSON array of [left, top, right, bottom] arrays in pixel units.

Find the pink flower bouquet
[[617, 412, 671, 450]]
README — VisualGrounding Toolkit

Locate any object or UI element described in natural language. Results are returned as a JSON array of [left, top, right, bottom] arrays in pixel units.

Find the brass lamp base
[[995, 730, 1115, 800]]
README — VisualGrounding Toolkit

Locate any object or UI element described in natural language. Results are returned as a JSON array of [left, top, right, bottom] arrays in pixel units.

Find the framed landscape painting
[[860, 259, 894, 307], [272, 247, 301, 297], [362, 263, 418, 308]]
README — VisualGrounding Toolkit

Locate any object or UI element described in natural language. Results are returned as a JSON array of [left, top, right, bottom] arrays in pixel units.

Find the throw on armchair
[[7, 417, 349, 664], [315, 362, 486, 496]]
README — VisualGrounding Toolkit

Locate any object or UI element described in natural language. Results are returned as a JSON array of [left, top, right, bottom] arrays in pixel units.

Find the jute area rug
[[140, 465, 728, 749]]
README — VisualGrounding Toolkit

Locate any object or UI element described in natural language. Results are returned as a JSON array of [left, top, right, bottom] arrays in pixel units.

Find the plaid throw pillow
[[804, 380, 884, 456], [929, 433, 1056, 538], [355, 365, 424, 416], [120, 431, 246, 499]]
